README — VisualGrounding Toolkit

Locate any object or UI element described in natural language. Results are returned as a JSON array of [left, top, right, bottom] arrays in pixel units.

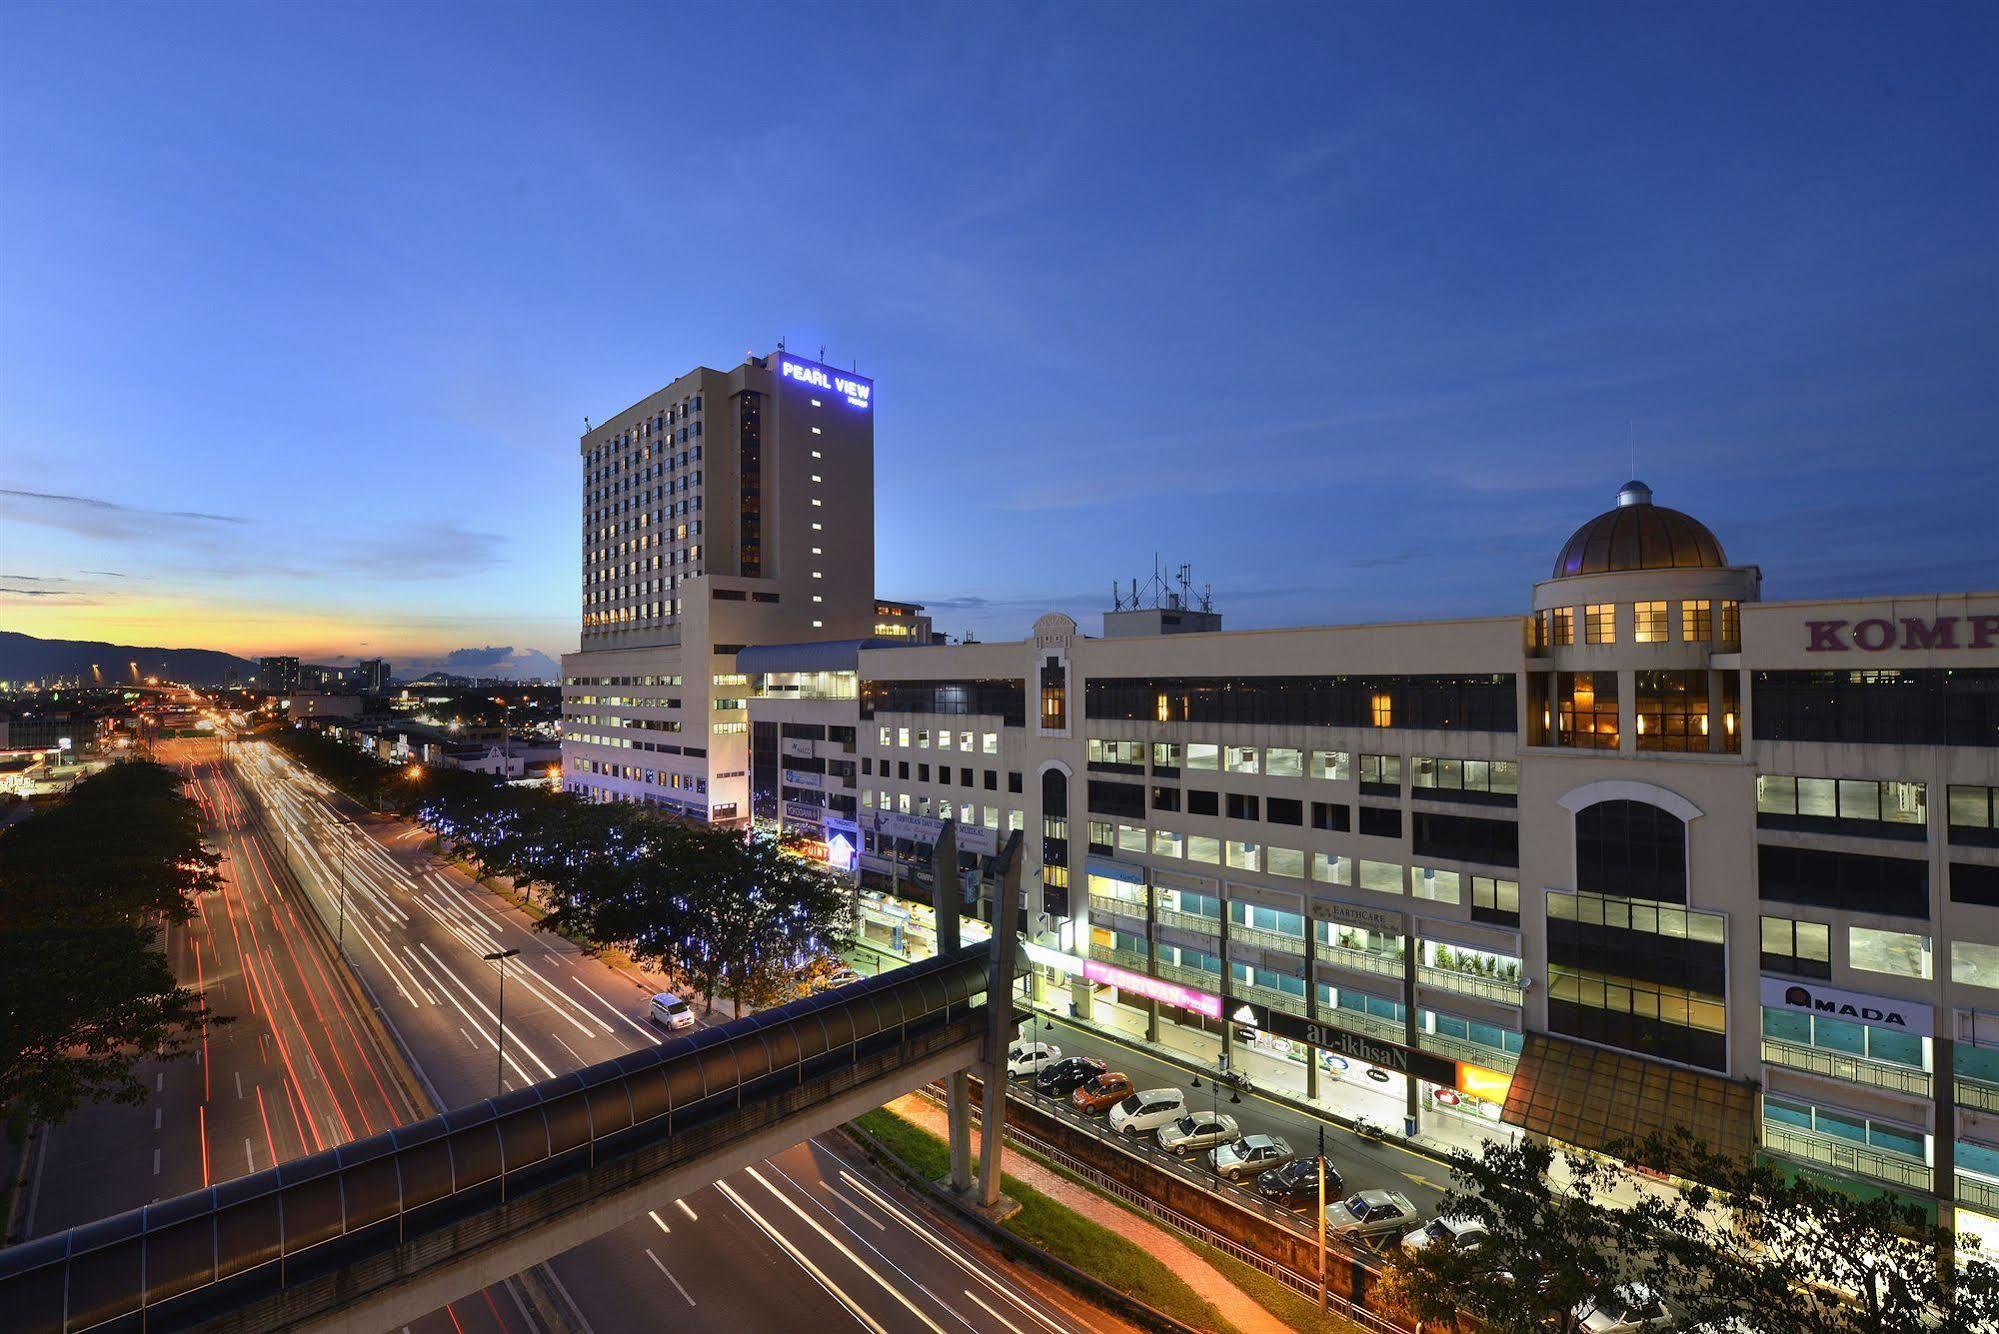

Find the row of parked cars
[[1006, 1041, 1425, 1238]]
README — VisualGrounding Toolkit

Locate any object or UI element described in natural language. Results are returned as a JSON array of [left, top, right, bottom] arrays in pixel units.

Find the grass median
[[851, 1107, 1237, 1332]]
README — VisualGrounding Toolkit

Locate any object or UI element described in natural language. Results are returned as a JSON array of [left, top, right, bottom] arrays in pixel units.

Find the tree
[[1626, 1128, 1999, 1334], [703, 830, 857, 1012], [1382, 1135, 1640, 1333], [0, 761, 221, 1140]]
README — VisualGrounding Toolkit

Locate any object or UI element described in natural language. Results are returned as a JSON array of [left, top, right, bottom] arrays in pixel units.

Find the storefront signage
[[1254, 1007, 1461, 1086], [783, 800, 825, 825], [1807, 616, 1999, 653], [1082, 960, 1224, 1019], [867, 811, 998, 855], [1311, 898, 1404, 936], [1760, 978, 1932, 1035], [1021, 940, 1087, 978], [780, 356, 873, 409], [782, 767, 823, 789]]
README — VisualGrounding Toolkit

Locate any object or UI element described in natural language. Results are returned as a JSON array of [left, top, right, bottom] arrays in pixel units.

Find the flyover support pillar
[[933, 824, 975, 1194], [977, 831, 1024, 1212]]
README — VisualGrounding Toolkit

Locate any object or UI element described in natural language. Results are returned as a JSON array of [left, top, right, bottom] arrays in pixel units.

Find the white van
[[648, 992, 696, 1031], [1107, 1087, 1186, 1136]]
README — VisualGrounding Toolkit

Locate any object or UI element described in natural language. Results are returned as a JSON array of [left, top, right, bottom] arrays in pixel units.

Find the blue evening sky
[[3, 2, 1994, 672]]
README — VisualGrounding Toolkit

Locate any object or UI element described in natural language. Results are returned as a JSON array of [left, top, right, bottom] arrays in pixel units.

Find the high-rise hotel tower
[[560, 350, 878, 822]]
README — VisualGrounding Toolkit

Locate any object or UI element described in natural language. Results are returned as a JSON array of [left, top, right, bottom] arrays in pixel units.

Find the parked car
[[1574, 1285, 1674, 1333], [1401, 1215, 1492, 1257], [1156, 1110, 1241, 1156], [1324, 1189, 1418, 1241], [647, 991, 696, 1031], [1208, 1133, 1294, 1182], [1034, 1056, 1107, 1098], [1108, 1087, 1186, 1136], [1004, 1040, 1061, 1078], [1070, 1071, 1135, 1115], [1256, 1156, 1344, 1210], [819, 966, 863, 990]]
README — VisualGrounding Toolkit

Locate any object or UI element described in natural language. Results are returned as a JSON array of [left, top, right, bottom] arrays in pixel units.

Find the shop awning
[[1500, 1033, 1759, 1167]]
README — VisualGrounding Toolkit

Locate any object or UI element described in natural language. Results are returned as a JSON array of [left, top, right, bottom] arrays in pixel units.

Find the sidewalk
[[883, 1091, 1295, 1334]]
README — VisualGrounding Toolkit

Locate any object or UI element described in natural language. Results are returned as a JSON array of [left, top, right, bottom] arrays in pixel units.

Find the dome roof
[[1551, 481, 1727, 579]]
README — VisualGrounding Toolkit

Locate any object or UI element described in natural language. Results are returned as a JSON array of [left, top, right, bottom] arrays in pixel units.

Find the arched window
[[1576, 799, 1686, 904], [1041, 768, 1070, 917]]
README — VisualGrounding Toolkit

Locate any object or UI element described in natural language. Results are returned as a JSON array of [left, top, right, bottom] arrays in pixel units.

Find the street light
[[484, 948, 521, 1099], [1317, 1125, 1329, 1311]]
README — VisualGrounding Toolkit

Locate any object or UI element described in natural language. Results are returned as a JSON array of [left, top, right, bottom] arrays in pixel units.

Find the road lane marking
[[152, 1148, 160, 1176], [822, 1181, 886, 1230], [715, 1179, 886, 1334], [643, 1248, 696, 1306], [744, 1165, 946, 1334], [675, 1198, 697, 1222], [235, 1071, 243, 1100], [244, 1138, 255, 1173], [964, 1289, 1028, 1334], [647, 1209, 671, 1235], [567, 975, 660, 1044]]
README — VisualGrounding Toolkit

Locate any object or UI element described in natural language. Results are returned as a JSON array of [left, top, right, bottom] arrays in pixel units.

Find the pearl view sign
[[780, 356, 872, 409]]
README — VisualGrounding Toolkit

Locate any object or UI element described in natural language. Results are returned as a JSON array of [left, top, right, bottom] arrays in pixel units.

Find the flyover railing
[[0, 944, 992, 1333]]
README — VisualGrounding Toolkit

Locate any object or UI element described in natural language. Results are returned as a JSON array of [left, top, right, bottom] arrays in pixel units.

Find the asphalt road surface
[[224, 739, 1124, 1334]]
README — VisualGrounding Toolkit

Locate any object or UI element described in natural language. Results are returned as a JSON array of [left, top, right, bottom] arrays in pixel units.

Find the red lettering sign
[[1807, 620, 1849, 651]]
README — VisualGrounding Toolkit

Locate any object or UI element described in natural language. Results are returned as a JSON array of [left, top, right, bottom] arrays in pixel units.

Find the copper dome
[[1551, 481, 1727, 579]]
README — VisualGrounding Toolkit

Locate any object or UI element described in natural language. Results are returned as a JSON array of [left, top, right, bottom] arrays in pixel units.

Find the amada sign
[[1760, 977, 1932, 1036], [1806, 616, 1999, 652]]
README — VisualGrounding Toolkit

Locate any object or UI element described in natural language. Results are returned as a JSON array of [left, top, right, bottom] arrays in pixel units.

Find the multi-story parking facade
[[751, 481, 1999, 1246]]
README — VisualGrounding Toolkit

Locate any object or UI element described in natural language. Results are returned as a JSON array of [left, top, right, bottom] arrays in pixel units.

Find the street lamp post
[[1317, 1125, 1329, 1311], [484, 947, 521, 1099]]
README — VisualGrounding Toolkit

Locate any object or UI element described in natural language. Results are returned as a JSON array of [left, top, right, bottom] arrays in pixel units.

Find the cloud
[[442, 645, 516, 669], [392, 645, 564, 682], [0, 487, 246, 538]]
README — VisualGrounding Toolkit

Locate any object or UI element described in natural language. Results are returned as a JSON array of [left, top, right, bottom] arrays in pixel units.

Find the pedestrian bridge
[[0, 943, 996, 1333]]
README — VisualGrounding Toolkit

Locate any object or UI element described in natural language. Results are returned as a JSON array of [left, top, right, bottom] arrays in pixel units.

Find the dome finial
[[1616, 479, 1653, 508]]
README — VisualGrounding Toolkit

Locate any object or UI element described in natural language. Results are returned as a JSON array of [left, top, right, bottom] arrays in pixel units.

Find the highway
[[223, 739, 1127, 1334]]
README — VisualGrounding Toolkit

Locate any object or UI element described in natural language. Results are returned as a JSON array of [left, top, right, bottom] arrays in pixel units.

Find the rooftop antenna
[[819, 344, 826, 361]]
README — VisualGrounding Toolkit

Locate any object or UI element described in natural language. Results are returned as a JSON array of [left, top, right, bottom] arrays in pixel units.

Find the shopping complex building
[[564, 350, 1999, 1244]]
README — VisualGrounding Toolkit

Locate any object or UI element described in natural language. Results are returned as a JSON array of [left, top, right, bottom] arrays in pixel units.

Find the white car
[[1005, 1040, 1061, 1077], [1325, 1189, 1418, 1240], [1401, 1215, 1492, 1256], [1107, 1088, 1186, 1136], [1575, 1284, 1674, 1332], [1209, 1133, 1294, 1182], [647, 991, 696, 1031], [820, 967, 863, 990], [1155, 1110, 1240, 1156]]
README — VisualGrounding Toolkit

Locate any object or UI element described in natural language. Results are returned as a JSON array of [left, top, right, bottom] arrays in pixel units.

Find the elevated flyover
[[0, 943, 999, 1333]]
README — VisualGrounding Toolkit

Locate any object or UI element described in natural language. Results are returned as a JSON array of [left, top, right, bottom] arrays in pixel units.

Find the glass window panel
[[1866, 1027, 1924, 1069], [1954, 941, 1999, 989], [1850, 926, 1932, 980], [1797, 778, 1838, 819], [1839, 780, 1881, 823], [1762, 1007, 1813, 1043], [1267, 748, 1304, 777], [1188, 743, 1219, 771], [1949, 786, 1992, 829], [1757, 775, 1797, 815]]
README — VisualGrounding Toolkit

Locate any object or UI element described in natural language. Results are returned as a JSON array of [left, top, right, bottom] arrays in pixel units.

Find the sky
[[2, 3, 1995, 674]]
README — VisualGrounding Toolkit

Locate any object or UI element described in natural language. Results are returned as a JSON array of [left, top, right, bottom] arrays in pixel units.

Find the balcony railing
[[1761, 1122, 1931, 1191], [1156, 960, 1225, 993], [1761, 1037, 1932, 1097], [1089, 943, 1150, 972], [1088, 893, 1147, 923], [1228, 921, 1309, 959], [1960, 1172, 1999, 1215], [1314, 941, 1406, 981], [1419, 1030, 1520, 1074], [1233, 980, 1309, 1018], [1155, 906, 1221, 937], [1417, 964, 1526, 1007], [1955, 1075, 1999, 1114]]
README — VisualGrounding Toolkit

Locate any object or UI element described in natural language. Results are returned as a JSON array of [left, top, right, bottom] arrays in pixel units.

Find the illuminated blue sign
[[780, 357, 872, 410]]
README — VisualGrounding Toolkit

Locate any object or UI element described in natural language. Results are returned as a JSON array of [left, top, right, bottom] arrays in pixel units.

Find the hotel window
[[1152, 742, 1183, 772], [1757, 776, 1927, 840], [1585, 603, 1616, 645], [1849, 926, 1931, 980], [1088, 820, 1114, 853], [1635, 670, 1709, 752], [1411, 756, 1519, 803], [1310, 750, 1351, 781], [1358, 753, 1401, 793], [1225, 745, 1259, 774], [1471, 875, 1521, 925], [1267, 846, 1305, 878], [1683, 600, 1712, 642], [1369, 692, 1394, 727], [1549, 607, 1575, 647], [983, 732, 999, 754], [1558, 672, 1619, 749], [1226, 840, 1261, 871], [1187, 743, 1219, 771], [1954, 941, 1999, 990], [959, 731, 975, 752], [1413, 866, 1461, 904], [1634, 601, 1669, 644], [1719, 600, 1741, 644], [1312, 852, 1352, 885], [1760, 915, 1832, 979], [1948, 785, 1999, 847], [1153, 829, 1185, 858], [1266, 747, 1304, 778], [1358, 859, 1405, 894], [1155, 692, 1170, 722], [1039, 657, 1067, 730], [1188, 834, 1222, 865], [1117, 824, 1147, 854]]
